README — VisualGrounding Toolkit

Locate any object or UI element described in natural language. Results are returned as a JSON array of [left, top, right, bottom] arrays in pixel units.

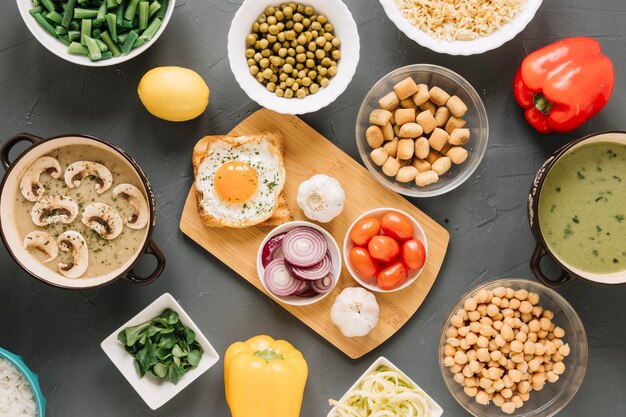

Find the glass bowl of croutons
[[438, 278, 588, 417], [355, 64, 488, 197]]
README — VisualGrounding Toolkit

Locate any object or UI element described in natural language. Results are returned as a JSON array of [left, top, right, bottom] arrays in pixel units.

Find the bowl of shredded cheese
[[378, 0, 543, 55]]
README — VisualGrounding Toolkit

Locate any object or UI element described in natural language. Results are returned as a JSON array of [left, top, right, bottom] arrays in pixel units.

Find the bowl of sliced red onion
[[257, 221, 342, 306]]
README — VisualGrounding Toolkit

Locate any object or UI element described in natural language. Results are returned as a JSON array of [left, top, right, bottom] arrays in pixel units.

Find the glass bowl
[[356, 64, 488, 197], [438, 278, 588, 417]]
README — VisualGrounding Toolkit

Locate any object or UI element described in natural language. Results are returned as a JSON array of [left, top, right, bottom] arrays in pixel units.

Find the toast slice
[[192, 132, 292, 228]]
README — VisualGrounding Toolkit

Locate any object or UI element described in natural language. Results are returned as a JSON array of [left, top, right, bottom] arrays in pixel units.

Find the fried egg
[[195, 137, 285, 226]]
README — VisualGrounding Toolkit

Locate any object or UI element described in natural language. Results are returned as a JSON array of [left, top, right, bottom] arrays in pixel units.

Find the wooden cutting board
[[180, 109, 449, 359]]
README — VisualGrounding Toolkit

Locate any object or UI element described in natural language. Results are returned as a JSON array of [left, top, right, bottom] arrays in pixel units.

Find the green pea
[[324, 23, 334, 32], [275, 88, 285, 97], [249, 65, 259, 75], [320, 77, 330, 87], [277, 32, 286, 42], [262, 68, 273, 79], [317, 14, 327, 24], [275, 10, 284, 21], [294, 22, 304, 33], [283, 6, 293, 18], [270, 74, 278, 83], [285, 30, 295, 40], [287, 48, 295, 56], [316, 36, 326, 47], [261, 49, 271, 58], [267, 15, 277, 25], [285, 20, 294, 29], [306, 51, 314, 59], [286, 56, 295, 65], [267, 82, 276, 92], [308, 70, 317, 79], [302, 18, 311, 28], [306, 59, 315, 68], [254, 52, 262, 62], [278, 48, 288, 57], [311, 21, 321, 31], [315, 49, 325, 60], [328, 65, 338, 77], [259, 58, 270, 68], [296, 88, 306, 99], [291, 82, 299, 91], [284, 89, 294, 98], [259, 38, 269, 49], [269, 25, 280, 35], [245, 48, 255, 58], [271, 56, 282, 67], [323, 42, 332, 52], [283, 63, 293, 73], [259, 23, 269, 33], [265, 6, 275, 16], [297, 34, 307, 45], [247, 58, 256, 66], [304, 5, 314, 15], [255, 72, 265, 82], [324, 32, 334, 41], [252, 22, 260, 32], [318, 66, 328, 76], [305, 32, 312, 43], [309, 83, 320, 94], [286, 78, 295, 87], [302, 76, 312, 86], [277, 22, 285, 31], [332, 50, 341, 60], [331, 38, 340, 47], [279, 81, 287, 89], [295, 45, 305, 53], [321, 57, 331, 67], [279, 72, 288, 81], [266, 34, 277, 43], [295, 63, 304, 70], [293, 12, 303, 22], [296, 53, 306, 63], [258, 14, 267, 23], [246, 34, 257, 46]]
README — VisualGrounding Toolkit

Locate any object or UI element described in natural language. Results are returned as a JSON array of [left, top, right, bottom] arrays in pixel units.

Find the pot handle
[[125, 240, 166, 285], [530, 243, 571, 288], [1, 133, 43, 170]]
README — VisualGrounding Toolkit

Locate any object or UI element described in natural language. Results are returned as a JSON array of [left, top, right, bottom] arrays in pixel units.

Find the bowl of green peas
[[17, 0, 175, 66], [228, 0, 360, 115]]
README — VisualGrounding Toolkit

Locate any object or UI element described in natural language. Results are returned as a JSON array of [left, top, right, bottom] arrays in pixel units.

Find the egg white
[[196, 139, 285, 225]]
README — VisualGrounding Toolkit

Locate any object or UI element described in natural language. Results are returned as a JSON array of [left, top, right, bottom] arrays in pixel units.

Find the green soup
[[538, 141, 626, 274]]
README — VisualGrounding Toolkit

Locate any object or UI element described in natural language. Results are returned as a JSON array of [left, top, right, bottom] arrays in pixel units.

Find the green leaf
[[152, 362, 167, 378], [161, 308, 179, 325], [117, 330, 127, 345], [187, 350, 202, 367], [173, 356, 181, 366], [158, 334, 176, 350], [122, 322, 151, 346], [184, 328, 196, 345], [167, 364, 185, 385], [146, 325, 160, 337], [172, 344, 187, 358]]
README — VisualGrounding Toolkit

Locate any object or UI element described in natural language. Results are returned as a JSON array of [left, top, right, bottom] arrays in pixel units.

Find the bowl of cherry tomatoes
[[343, 208, 428, 292]]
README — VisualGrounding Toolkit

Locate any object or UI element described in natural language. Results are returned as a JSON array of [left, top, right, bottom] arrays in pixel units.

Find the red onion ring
[[263, 259, 299, 297], [282, 227, 327, 267]]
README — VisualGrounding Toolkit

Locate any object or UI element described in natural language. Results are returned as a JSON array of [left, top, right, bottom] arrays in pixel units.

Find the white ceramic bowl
[[101, 293, 220, 410], [378, 0, 543, 55], [15, 0, 176, 67], [257, 221, 342, 306], [327, 356, 444, 417], [227, 0, 360, 114], [344, 208, 428, 293]]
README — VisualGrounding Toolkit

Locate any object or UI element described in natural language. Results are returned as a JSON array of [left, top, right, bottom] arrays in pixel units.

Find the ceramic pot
[[528, 131, 626, 287], [0, 133, 165, 289]]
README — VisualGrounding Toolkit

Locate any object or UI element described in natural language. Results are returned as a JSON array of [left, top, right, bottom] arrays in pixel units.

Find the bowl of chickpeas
[[227, 0, 360, 115], [439, 278, 588, 416], [356, 64, 488, 197]]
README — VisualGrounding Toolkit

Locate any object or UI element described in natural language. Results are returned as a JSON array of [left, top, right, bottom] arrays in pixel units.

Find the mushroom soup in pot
[[14, 145, 149, 278]]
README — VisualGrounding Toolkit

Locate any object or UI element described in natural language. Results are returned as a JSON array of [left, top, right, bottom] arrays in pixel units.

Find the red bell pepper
[[513, 37, 614, 133]]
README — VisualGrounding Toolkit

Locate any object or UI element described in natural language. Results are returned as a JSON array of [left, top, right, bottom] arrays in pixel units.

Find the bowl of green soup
[[529, 131, 626, 287]]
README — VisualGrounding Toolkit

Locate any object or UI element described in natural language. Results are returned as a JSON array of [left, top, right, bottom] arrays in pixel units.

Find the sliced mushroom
[[112, 183, 149, 229], [64, 161, 113, 194], [31, 195, 79, 226], [20, 156, 61, 202], [81, 202, 123, 240], [57, 231, 88, 278], [23, 231, 58, 263]]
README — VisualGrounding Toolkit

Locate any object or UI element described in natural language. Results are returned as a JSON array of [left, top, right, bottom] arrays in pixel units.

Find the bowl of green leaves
[[101, 293, 220, 410]]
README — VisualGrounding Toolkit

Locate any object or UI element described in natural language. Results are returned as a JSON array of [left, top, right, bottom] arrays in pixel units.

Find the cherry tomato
[[349, 217, 381, 246], [381, 211, 414, 241], [377, 261, 408, 290], [348, 247, 378, 279], [368, 235, 400, 262], [402, 239, 426, 270]]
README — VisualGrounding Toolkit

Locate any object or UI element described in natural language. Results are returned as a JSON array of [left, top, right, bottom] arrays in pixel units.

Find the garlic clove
[[297, 174, 345, 223]]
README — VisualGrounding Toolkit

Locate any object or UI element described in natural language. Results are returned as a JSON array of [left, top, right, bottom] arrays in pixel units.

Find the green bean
[[156, 0, 167, 18], [47, 10, 63, 25], [125, 0, 140, 21], [55, 25, 68, 35], [100, 31, 122, 57], [68, 41, 88, 55], [58, 35, 71, 46], [105, 13, 117, 41], [29, 6, 44, 17], [84, 35, 101, 60], [115, 3, 124, 26], [98, 50, 113, 61], [40, 0, 56, 13], [138, 1, 149, 30], [80, 19, 91, 46], [34, 13, 57, 37], [107, 0, 118, 9], [95, 38, 108, 52], [139, 17, 160, 40], [61, 0, 76, 28], [74, 8, 99, 19], [95, 2, 107, 25], [92, 28, 102, 39], [131, 37, 146, 49], [70, 20, 79, 30], [68, 30, 80, 41], [148, 1, 161, 17], [121, 29, 138, 53]]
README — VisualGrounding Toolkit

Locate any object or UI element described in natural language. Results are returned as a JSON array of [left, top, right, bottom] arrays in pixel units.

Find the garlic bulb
[[297, 174, 345, 223], [331, 287, 379, 337]]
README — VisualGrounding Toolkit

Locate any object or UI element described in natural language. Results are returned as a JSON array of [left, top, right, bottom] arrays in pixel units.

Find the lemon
[[138, 67, 210, 122]]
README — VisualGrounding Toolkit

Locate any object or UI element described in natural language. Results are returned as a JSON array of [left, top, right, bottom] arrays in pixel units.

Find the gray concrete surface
[[1, 0, 625, 416]]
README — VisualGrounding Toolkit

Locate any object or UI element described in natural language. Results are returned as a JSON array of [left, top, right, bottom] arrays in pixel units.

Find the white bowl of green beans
[[16, 0, 175, 66]]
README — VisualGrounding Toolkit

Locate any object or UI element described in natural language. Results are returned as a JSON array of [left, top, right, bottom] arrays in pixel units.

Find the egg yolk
[[214, 161, 259, 203]]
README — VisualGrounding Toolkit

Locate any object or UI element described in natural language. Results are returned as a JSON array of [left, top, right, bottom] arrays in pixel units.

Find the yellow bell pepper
[[224, 335, 308, 417]]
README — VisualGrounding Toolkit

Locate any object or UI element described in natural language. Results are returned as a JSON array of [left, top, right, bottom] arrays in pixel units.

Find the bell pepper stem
[[254, 348, 284, 362], [533, 93, 554, 115]]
